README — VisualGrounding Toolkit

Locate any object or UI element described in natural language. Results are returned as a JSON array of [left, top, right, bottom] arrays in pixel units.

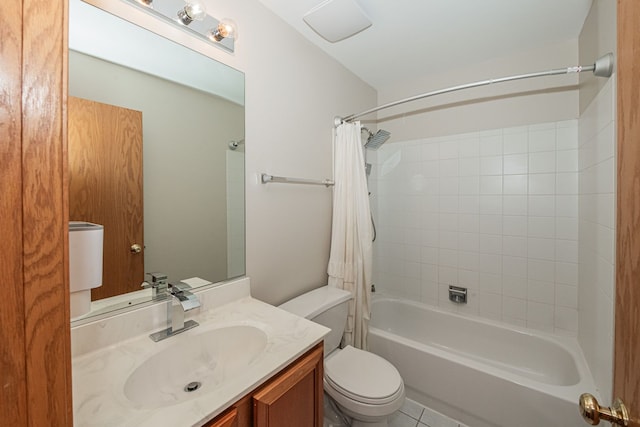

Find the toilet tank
[[279, 286, 352, 355]]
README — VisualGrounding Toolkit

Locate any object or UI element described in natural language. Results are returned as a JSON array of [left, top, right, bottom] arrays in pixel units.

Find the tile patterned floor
[[389, 398, 468, 427], [323, 396, 467, 427]]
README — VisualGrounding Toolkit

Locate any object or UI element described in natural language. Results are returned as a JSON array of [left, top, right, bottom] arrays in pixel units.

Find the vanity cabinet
[[203, 342, 323, 427], [206, 407, 238, 427]]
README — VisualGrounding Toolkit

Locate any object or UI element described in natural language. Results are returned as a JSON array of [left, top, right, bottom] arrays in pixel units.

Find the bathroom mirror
[[68, 0, 245, 322]]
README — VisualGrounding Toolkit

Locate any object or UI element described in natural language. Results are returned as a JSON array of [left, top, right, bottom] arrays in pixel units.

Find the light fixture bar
[[122, 0, 236, 53]]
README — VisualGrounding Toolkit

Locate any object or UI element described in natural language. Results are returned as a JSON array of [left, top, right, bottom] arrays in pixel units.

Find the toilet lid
[[324, 345, 403, 405]]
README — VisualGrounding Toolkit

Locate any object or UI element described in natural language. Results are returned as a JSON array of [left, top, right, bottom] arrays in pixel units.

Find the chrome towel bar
[[261, 173, 334, 187]]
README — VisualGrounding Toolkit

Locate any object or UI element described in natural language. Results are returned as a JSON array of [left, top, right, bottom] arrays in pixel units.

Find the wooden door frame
[[1, 0, 73, 426], [615, 0, 640, 422]]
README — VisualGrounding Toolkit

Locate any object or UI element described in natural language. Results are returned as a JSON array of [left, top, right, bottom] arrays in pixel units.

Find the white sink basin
[[124, 325, 268, 408]]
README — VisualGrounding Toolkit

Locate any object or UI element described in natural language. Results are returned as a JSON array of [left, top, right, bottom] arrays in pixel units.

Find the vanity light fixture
[[121, 0, 237, 53], [177, 1, 207, 25], [208, 18, 238, 42]]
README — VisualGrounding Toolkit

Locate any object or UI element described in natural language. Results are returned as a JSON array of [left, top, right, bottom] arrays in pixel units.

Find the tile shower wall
[[578, 77, 615, 404], [371, 120, 579, 334]]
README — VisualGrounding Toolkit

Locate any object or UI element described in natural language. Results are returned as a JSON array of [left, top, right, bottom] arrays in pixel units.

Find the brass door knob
[[579, 393, 629, 426], [130, 244, 142, 254]]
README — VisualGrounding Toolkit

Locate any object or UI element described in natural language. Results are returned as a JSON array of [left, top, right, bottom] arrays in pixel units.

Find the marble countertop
[[72, 283, 329, 427]]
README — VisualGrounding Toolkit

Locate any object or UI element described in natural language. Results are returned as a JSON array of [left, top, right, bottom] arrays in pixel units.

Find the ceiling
[[257, 0, 593, 90]]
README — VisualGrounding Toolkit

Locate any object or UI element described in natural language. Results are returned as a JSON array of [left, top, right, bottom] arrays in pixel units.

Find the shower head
[[364, 129, 391, 150]]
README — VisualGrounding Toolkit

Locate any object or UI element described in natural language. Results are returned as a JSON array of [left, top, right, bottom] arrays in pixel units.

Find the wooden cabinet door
[[203, 407, 238, 427], [68, 96, 144, 300], [253, 344, 323, 427]]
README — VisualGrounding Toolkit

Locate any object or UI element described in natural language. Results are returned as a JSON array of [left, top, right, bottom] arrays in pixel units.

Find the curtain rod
[[334, 53, 614, 127]]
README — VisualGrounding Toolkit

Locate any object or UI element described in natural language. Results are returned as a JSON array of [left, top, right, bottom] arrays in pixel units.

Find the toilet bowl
[[279, 286, 405, 426]]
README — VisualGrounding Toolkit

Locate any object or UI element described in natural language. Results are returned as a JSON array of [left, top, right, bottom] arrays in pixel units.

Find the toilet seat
[[324, 345, 404, 405]]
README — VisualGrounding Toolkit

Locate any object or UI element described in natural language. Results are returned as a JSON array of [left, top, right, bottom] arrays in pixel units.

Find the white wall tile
[[479, 195, 502, 215], [503, 175, 528, 195], [556, 195, 578, 218], [439, 141, 459, 159], [530, 151, 557, 173], [439, 159, 459, 177], [502, 256, 527, 278], [528, 280, 555, 304], [503, 195, 527, 216], [459, 214, 480, 233], [576, 67, 616, 399], [529, 195, 556, 217], [527, 301, 555, 328], [528, 238, 555, 261], [459, 138, 480, 158], [529, 173, 556, 194], [375, 120, 586, 336], [458, 232, 480, 252], [502, 296, 527, 320], [503, 215, 527, 237], [503, 275, 527, 299], [480, 176, 503, 194], [459, 176, 480, 195], [421, 143, 439, 160], [528, 259, 555, 282], [503, 132, 528, 155], [502, 236, 527, 258], [556, 123, 578, 150], [480, 135, 503, 156], [459, 195, 480, 213], [528, 216, 556, 238], [504, 154, 528, 174], [557, 149, 579, 172], [459, 157, 480, 176], [479, 234, 502, 255], [480, 156, 503, 175]]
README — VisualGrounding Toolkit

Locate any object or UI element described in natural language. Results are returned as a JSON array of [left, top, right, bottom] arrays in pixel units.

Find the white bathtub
[[368, 298, 597, 427]]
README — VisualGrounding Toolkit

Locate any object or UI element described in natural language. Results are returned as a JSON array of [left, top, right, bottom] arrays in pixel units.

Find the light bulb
[[208, 18, 238, 42], [177, 2, 207, 25]]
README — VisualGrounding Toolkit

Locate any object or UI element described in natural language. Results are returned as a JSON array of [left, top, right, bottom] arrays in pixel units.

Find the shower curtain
[[328, 121, 373, 350]]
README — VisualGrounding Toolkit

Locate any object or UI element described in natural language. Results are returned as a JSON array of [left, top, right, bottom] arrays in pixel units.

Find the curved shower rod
[[334, 53, 614, 126]]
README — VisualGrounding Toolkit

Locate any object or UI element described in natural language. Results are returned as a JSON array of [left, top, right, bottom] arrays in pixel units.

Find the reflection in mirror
[[68, 0, 245, 322]]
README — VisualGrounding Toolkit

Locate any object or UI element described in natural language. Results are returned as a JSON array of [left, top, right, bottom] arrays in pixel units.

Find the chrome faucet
[[141, 272, 169, 300], [149, 281, 200, 342]]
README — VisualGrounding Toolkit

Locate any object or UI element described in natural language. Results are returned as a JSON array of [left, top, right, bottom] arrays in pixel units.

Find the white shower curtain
[[328, 121, 373, 350]]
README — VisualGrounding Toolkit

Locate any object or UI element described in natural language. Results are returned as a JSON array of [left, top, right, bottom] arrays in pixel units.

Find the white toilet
[[279, 286, 405, 427]]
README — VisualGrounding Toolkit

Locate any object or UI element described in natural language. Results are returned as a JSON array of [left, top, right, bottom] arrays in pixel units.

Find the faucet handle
[[147, 272, 168, 284], [142, 272, 169, 299]]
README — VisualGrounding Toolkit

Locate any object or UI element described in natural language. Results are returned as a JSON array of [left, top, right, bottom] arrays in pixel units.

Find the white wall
[[226, 149, 245, 278], [374, 40, 580, 142], [371, 120, 580, 334], [201, 0, 377, 304], [577, 0, 617, 405]]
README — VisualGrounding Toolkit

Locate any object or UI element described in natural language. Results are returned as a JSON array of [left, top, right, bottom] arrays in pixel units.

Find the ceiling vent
[[303, 0, 372, 43]]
